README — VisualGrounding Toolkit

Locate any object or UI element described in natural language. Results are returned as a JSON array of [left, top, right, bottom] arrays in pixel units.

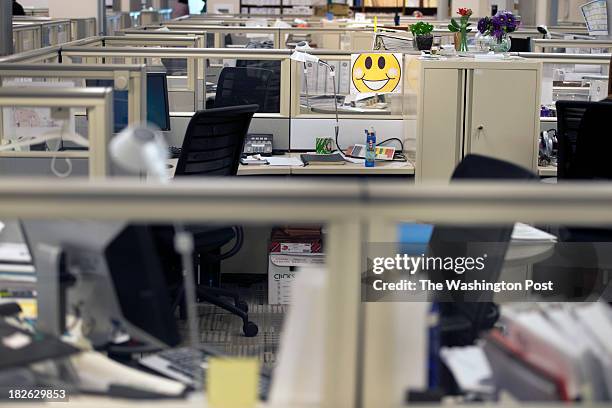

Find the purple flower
[[492, 27, 504, 40], [490, 10, 520, 37], [477, 17, 491, 34]]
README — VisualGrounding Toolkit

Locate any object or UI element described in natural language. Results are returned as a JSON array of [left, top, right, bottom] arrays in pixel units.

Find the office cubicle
[[0, 87, 113, 178], [290, 50, 417, 151], [51, 45, 422, 152], [517, 52, 611, 113], [3, 178, 612, 405]]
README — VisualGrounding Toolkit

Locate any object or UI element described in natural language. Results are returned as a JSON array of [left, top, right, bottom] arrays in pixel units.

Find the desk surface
[[170, 156, 548, 178], [538, 165, 557, 177], [168, 155, 414, 177], [238, 153, 415, 176]]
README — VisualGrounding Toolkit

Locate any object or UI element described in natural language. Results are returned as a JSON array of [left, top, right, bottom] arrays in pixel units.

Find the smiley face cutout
[[351, 53, 401, 94]]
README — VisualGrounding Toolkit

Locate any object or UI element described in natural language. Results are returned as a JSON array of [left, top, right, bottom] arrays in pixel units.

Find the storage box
[[269, 227, 322, 255], [313, 4, 349, 17], [268, 254, 325, 305]]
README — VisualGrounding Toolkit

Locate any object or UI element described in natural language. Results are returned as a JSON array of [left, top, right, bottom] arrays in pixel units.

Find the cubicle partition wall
[[0, 62, 147, 130], [124, 24, 376, 51], [70, 18, 97, 41], [533, 39, 612, 53], [13, 18, 72, 48], [0, 88, 113, 178], [106, 12, 133, 36], [12, 24, 43, 54]]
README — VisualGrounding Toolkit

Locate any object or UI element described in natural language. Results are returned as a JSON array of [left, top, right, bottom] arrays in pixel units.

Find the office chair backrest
[[509, 36, 532, 52], [236, 59, 281, 113], [429, 154, 537, 346], [215, 67, 275, 113], [556, 100, 612, 179], [175, 104, 259, 177]]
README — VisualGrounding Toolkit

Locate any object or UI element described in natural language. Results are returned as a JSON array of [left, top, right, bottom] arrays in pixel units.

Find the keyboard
[[139, 347, 271, 399], [168, 146, 182, 159]]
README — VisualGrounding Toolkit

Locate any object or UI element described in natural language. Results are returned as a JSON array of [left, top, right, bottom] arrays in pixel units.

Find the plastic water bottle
[[365, 128, 376, 168]]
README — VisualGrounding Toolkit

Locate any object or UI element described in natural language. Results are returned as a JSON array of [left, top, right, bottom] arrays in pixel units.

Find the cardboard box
[[268, 254, 325, 304], [269, 227, 322, 255], [313, 4, 350, 17]]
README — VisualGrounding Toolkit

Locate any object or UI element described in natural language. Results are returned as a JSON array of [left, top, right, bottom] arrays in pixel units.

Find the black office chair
[[556, 100, 612, 180], [430, 154, 537, 347], [211, 67, 275, 113], [236, 59, 282, 113], [532, 101, 612, 301], [509, 36, 532, 52], [175, 104, 259, 176], [159, 104, 260, 337]]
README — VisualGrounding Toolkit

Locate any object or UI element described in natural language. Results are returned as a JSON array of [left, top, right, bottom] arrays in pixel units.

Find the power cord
[[377, 137, 404, 152], [50, 119, 73, 178]]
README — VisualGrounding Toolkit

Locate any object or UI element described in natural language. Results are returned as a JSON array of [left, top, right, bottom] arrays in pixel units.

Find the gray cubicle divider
[[166, 115, 290, 151]]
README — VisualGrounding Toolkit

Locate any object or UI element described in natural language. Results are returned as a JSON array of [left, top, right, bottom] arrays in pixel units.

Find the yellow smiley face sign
[[350, 53, 403, 94]]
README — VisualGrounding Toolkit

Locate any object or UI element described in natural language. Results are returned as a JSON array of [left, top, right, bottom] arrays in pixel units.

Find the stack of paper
[[483, 303, 612, 402]]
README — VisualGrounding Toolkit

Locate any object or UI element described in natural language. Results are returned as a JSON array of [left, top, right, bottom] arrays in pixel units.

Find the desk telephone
[[243, 134, 273, 156]]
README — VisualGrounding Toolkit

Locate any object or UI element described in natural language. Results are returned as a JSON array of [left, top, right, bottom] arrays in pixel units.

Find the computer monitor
[[22, 221, 180, 348], [146, 71, 171, 132], [86, 71, 171, 133]]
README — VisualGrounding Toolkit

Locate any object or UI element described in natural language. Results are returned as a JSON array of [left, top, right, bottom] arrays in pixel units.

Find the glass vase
[[454, 31, 469, 53], [475, 32, 493, 53], [491, 33, 511, 53]]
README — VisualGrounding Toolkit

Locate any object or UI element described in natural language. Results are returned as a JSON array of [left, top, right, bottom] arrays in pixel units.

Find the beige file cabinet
[[416, 58, 542, 182]]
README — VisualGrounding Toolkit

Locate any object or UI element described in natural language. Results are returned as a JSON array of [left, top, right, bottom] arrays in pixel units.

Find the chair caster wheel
[[243, 321, 258, 337], [236, 300, 248, 313]]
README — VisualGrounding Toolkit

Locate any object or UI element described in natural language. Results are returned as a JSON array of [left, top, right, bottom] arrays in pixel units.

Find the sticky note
[[207, 357, 259, 408], [17, 299, 37, 319]]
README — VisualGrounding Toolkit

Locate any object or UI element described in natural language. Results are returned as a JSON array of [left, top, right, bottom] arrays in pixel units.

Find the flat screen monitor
[[86, 71, 170, 133], [146, 71, 171, 132], [22, 221, 180, 348]]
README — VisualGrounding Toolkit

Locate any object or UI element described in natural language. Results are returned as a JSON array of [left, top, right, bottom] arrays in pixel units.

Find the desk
[[238, 153, 415, 177], [538, 165, 558, 178]]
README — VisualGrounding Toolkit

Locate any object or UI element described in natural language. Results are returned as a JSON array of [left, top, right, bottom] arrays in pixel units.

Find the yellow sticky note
[[207, 358, 259, 408]]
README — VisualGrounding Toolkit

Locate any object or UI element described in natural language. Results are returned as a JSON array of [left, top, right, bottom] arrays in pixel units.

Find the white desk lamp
[[290, 41, 341, 152], [110, 124, 203, 389], [109, 124, 169, 182]]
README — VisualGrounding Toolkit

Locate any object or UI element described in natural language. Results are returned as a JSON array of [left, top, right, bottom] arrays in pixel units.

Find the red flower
[[457, 7, 472, 17]]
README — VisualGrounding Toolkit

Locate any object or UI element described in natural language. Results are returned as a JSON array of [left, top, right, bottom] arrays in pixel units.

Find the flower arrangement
[[477, 10, 520, 41], [448, 8, 473, 52]]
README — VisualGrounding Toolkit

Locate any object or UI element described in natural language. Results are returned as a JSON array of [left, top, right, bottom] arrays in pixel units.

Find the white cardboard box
[[268, 254, 325, 305]]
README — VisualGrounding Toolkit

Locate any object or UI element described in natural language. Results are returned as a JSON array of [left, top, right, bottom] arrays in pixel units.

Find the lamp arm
[[319, 61, 341, 152]]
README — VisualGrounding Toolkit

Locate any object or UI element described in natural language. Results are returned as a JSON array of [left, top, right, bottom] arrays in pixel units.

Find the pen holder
[[316, 137, 334, 154]]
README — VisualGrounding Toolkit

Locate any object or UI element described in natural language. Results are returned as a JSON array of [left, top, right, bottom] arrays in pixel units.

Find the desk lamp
[[537, 25, 552, 39], [110, 124, 203, 389], [290, 41, 341, 152]]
